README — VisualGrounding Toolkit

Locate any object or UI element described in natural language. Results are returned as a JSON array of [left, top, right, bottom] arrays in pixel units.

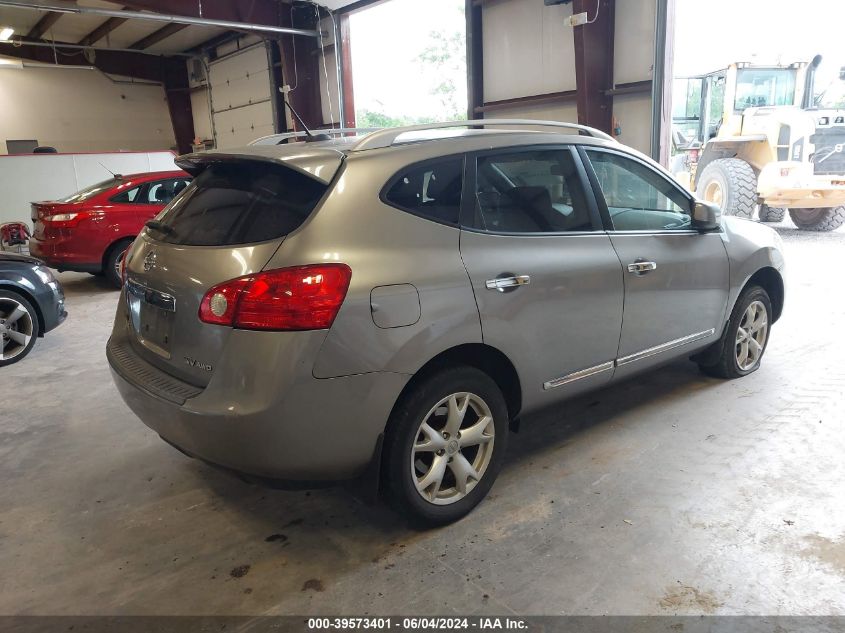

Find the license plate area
[[126, 280, 176, 359]]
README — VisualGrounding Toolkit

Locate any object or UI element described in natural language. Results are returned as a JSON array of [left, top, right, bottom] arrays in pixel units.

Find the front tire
[[698, 285, 771, 379], [788, 207, 845, 232], [696, 158, 757, 219], [758, 204, 786, 223], [383, 366, 509, 526], [0, 290, 40, 367]]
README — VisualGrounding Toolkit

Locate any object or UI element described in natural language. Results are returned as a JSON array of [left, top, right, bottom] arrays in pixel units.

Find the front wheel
[[788, 207, 845, 232], [0, 290, 40, 367], [699, 285, 771, 379], [695, 158, 757, 219], [383, 366, 509, 526]]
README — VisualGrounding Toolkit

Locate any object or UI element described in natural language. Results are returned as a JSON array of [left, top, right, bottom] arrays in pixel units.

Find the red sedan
[[29, 171, 191, 287]]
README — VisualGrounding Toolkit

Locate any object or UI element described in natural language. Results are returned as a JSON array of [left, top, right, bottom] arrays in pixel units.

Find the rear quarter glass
[[147, 162, 327, 247]]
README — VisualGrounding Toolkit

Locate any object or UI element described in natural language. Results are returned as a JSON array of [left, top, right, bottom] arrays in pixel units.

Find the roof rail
[[250, 128, 381, 146], [350, 119, 616, 152]]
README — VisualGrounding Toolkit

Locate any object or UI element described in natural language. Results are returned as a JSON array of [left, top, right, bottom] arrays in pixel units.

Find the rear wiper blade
[[145, 220, 176, 236]]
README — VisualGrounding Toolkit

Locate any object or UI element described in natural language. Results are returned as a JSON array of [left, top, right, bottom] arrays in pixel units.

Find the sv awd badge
[[184, 356, 212, 372]]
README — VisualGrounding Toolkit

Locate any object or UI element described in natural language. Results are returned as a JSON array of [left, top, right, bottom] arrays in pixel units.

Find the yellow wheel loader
[[673, 56, 845, 231]]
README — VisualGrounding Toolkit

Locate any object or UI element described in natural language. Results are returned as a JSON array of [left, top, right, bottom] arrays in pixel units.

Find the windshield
[[58, 178, 122, 203], [817, 78, 845, 109], [734, 68, 797, 112]]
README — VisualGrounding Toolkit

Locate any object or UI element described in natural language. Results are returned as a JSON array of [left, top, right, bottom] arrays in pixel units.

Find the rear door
[[459, 146, 624, 411], [124, 160, 328, 386], [580, 146, 730, 377]]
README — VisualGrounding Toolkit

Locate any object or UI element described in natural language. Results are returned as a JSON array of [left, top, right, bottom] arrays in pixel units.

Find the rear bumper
[[107, 329, 410, 482], [29, 238, 101, 273], [758, 163, 845, 208]]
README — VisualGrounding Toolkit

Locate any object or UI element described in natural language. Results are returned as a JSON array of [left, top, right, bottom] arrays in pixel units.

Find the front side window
[[383, 158, 463, 225], [470, 149, 592, 233], [585, 150, 691, 231]]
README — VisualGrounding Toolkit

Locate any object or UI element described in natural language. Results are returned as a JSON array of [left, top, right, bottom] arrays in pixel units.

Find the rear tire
[[383, 366, 509, 527], [758, 204, 786, 223], [0, 290, 40, 367], [696, 158, 757, 219], [788, 207, 845, 232], [698, 285, 771, 379], [104, 238, 133, 289]]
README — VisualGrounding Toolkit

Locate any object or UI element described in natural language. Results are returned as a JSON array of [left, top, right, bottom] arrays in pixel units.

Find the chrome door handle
[[485, 275, 531, 292], [627, 261, 657, 274]]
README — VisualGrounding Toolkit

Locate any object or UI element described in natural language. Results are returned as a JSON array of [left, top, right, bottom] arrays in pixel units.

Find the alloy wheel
[[0, 297, 34, 361], [411, 392, 496, 506], [735, 300, 768, 371]]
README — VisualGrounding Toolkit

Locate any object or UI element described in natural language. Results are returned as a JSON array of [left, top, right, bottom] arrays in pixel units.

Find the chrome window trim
[[543, 361, 614, 390], [616, 328, 716, 366]]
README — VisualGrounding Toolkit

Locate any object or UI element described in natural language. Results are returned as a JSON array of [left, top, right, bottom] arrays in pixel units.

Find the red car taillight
[[198, 264, 352, 331], [43, 211, 92, 228]]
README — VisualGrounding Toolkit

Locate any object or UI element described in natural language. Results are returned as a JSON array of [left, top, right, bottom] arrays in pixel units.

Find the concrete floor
[[1, 221, 844, 616]]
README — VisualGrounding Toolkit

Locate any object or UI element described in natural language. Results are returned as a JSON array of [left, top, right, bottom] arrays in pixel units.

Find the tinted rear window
[[147, 162, 327, 246]]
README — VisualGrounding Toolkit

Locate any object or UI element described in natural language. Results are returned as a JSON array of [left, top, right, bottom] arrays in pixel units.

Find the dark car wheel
[[699, 285, 771, 379], [105, 239, 133, 289], [0, 290, 40, 367], [383, 366, 509, 526]]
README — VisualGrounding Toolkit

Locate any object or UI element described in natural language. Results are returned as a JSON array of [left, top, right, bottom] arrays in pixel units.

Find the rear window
[[146, 162, 327, 246], [58, 178, 122, 203]]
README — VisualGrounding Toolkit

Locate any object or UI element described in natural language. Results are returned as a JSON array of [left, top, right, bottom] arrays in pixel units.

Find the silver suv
[[107, 120, 785, 525]]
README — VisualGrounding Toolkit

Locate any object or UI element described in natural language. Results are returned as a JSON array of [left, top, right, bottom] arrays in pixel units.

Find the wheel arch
[[0, 282, 45, 335], [101, 235, 135, 271], [744, 266, 784, 323], [389, 343, 522, 423]]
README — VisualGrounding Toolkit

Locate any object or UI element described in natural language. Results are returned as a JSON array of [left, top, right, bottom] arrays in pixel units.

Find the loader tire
[[696, 158, 757, 219], [788, 207, 845, 232], [758, 204, 786, 223]]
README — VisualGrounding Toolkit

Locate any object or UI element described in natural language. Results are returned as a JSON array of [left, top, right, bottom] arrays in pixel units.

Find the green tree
[[417, 2, 467, 120]]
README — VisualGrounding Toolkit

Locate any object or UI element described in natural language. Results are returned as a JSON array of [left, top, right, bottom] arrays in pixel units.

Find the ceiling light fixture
[[0, 27, 14, 41]]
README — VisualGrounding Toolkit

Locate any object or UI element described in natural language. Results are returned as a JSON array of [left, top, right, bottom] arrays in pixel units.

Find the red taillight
[[43, 211, 91, 228], [198, 264, 352, 331]]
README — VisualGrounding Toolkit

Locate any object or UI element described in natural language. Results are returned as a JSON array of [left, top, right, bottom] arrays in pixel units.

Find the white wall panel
[[613, 94, 652, 154], [614, 0, 656, 84], [483, 102, 579, 127], [0, 66, 174, 155], [482, 0, 575, 102]]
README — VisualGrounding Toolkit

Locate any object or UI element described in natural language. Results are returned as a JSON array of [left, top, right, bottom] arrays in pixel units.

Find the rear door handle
[[486, 275, 531, 292], [627, 261, 657, 274]]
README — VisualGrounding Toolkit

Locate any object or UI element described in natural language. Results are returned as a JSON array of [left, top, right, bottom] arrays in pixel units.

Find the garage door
[[208, 43, 277, 149]]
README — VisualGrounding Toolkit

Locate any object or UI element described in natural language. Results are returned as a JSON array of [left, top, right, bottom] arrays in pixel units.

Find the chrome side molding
[[616, 328, 716, 367], [543, 328, 716, 390], [543, 361, 614, 390]]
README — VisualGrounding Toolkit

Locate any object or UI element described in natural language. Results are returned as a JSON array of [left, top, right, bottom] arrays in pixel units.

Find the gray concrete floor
[[1, 222, 844, 616]]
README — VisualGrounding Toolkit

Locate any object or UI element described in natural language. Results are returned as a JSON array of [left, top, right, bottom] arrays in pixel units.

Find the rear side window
[[471, 149, 593, 233], [383, 158, 463, 225], [148, 162, 326, 246]]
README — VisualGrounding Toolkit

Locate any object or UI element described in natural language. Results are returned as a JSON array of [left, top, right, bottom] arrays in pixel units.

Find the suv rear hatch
[[122, 154, 338, 387]]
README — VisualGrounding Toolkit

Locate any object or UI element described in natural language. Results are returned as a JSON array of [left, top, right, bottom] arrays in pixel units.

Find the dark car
[[29, 171, 192, 288], [0, 251, 66, 367]]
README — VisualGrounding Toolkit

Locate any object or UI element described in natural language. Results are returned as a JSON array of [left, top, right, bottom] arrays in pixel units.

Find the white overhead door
[[208, 44, 277, 149]]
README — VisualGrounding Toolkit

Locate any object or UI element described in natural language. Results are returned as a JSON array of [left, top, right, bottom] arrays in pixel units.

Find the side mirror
[[692, 199, 721, 231]]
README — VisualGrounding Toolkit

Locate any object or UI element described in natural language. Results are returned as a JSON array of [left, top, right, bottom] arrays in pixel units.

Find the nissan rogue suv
[[107, 120, 785, 525]]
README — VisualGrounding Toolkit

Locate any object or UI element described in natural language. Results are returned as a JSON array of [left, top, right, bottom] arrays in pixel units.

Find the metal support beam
[[337, 12, 355, 128], [465, 0, 484, 120], [0, 1, 320, 38], [572, 0, 615, 134], [79, 16, 129, 47], [651, 0, 675, 166], [129, 23, 188, 50], [27, 11, 63, 39], [277, 5, 324, 130]]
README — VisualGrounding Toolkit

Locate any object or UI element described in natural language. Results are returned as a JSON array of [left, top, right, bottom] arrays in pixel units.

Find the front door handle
[[485, 275, 531, 292], [627, 261, 657, 274]]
